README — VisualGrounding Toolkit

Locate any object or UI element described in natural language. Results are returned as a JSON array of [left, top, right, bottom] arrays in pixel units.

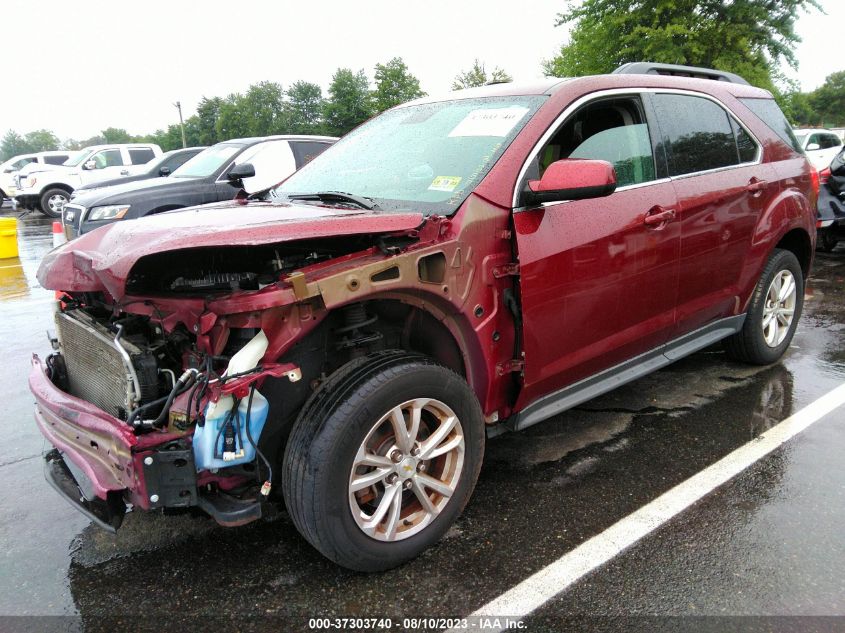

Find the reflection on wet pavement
[[2, 207, 845, 627]]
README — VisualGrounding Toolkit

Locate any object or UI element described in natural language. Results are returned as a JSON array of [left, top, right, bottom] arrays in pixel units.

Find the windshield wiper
[[287, 191, 380, 210]]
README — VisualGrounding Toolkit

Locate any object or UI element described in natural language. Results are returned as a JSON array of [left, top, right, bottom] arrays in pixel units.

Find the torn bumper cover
[[30, 354, 156, 527]]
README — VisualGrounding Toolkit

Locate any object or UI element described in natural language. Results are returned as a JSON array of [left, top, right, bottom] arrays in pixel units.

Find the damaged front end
[[31, 202, 435, 530]]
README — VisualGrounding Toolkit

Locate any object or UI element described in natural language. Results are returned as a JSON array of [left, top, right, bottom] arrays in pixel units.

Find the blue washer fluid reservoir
[[193, 390, 269, 471]]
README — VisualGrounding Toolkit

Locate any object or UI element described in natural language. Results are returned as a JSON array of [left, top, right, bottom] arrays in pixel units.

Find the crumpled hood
[[38, 200, 424, 301]]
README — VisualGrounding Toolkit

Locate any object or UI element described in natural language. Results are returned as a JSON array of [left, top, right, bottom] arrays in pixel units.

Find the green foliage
[[544, 0, 821, 91], [451, 59, 513, 90], [809, 71, 845, 127], [323, 69, 374, 136], [0, 129, 61, 160], [195, 97, 223, 145], [372, 57, 425, 112], [100, 127, 132, 144], [285, 81, 325, 134], [215, 82, 287, 141]]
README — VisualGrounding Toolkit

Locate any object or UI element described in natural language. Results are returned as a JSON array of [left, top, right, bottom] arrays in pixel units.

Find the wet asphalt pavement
[[1, 204, 844, 632]]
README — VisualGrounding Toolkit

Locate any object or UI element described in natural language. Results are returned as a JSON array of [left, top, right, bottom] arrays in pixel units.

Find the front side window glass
[[822, 134, 842, 149], [91, 149, 123, 168], [273, 95, 546, 214], [653, 94, 738, 176], [171, 144, 242, 178], [524, 96, 656, 189]]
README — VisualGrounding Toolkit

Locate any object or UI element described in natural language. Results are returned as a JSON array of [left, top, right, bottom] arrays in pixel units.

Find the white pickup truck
[[14, 143, 162, 217], [1, 151, 75, 201]]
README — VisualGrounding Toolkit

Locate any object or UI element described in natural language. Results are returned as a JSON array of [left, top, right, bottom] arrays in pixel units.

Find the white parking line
[[454, 381, 845, 631]]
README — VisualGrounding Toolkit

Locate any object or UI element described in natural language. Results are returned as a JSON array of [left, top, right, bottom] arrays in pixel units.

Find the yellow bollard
[[0, 217, 18, 259]]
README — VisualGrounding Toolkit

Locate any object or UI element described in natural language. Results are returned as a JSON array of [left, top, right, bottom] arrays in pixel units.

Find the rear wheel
[[282, 351, 484, 571], [39, 188, 70, 218], [724, 248, 803, 365]]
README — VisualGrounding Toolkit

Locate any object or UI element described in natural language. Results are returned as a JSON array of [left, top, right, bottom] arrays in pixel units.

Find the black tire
[[816, 230, 838, 253], [282, 350, 484, 571], [39, 188, 70, 218], [724, 248, 804, 365]]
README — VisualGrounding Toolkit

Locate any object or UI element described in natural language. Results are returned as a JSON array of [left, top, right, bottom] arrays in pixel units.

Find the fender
[[738, 184, 815, 312]]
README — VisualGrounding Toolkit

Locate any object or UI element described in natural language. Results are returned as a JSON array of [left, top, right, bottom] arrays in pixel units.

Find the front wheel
[[282, 351, 484, 571], [39, 188, 70, 218], [724, 248, 804, 365]]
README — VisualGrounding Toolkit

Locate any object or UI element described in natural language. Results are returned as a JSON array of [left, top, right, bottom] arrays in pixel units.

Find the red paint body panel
[[37, 201, 423, 301], [513, 181, 680, 408]]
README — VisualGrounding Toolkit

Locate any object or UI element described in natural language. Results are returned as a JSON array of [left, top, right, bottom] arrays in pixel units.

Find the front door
[[513, 94, 680, 409]]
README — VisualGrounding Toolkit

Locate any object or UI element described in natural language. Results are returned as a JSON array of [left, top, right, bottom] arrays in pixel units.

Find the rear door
[[650, 92, 775, 336], [513, 93, 680, 407]]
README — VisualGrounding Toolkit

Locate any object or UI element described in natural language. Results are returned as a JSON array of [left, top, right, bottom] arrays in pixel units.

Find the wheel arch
[[39, 182, 73, 197]]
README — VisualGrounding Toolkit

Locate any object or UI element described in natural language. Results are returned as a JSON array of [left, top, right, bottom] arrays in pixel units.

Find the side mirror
[[226, 162, 255, 181], [83, 160, 97, 170], [524, 159, 617, 206], [806, 143, 821, 151], [159, 166, 171, 177]]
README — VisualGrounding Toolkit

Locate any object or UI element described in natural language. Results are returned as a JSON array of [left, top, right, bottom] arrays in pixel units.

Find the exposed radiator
[[55, 310, 157, 419]]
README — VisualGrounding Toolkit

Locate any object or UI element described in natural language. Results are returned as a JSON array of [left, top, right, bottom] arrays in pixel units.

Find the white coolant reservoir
[[225, 329, 269, 376]]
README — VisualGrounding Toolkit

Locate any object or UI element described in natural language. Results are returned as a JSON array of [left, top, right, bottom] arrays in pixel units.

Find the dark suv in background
[[62, 135, 336, 238], [33, 63, 816, 572]]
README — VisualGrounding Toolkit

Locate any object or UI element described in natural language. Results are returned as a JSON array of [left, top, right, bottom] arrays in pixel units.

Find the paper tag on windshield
[[448, 106, 530, 138], [428, 176, 462, 192]]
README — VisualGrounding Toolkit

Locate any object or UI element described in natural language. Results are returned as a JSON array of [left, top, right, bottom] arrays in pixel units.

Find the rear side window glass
[[290, 141, 333, 168], [653, 94, 738, 176], [129, 148, 155, 164], [44, 155, 69, 165], [731, 119, 757, 163], [739, 97, 802, 153]]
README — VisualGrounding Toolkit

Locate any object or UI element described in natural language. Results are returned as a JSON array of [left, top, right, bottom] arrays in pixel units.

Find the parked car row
[[0, 150, 75, 201], [14, 143, 164, 216], [28, 62, 819, 572], [62, 135, 335, 238]]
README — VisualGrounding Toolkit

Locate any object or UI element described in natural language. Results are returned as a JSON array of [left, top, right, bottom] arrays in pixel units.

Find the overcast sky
[[2, 0, 842, 141]]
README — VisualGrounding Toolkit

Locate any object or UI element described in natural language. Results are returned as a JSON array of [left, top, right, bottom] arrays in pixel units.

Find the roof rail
[[612, 62, 750, 86]]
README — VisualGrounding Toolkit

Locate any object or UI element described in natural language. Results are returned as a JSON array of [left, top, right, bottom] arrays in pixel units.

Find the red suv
[[31, 63, 817, 571]]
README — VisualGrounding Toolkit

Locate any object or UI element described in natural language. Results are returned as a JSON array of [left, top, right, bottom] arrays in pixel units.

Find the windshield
[[63, 150, 90, 167], [171, 144, 242, 178], [272, 95, 546, 214]]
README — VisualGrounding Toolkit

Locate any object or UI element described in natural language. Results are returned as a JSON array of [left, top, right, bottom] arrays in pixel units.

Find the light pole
[[174, 101, 187, 148]]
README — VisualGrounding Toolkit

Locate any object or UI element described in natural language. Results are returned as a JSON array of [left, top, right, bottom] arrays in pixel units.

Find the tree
[[24, 129, 60, 152], [542, 0, 821, 91], [195, 96, 223, 146], [323, 69, 373, 136], [242, 81, 287, 136], [809, 71, 845, 127], [372, 57, 425, 112], [780, 90, 819, 126], [101, 127, 133, 144], [285, 81, 325, 134], [215, 93, 252, 141], [451, 59, 512, 90], [0, 131, 28, 160]]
